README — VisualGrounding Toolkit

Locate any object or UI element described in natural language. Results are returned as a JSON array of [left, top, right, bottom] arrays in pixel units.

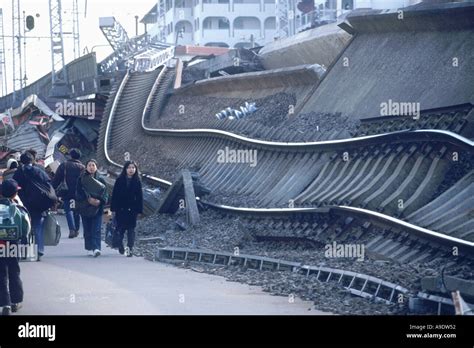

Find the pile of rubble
[[154, 92, 360, 142], [0, 94, 104, 174], [130, 208, 472, 314]]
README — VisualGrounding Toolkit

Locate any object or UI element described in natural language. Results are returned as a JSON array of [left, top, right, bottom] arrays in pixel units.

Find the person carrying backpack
[[76, 159, 108, 257], [13, 152, 57, 260], [110, 161, 143, 257], [52, 149, 85, 239], [0, 179, 32, 316]]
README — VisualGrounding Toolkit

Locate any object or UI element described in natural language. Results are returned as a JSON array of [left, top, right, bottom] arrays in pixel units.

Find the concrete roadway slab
[[17, 215, 326, 315]]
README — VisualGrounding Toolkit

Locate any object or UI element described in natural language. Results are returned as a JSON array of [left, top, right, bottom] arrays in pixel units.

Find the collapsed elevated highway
[[97, 1, 474, 315]]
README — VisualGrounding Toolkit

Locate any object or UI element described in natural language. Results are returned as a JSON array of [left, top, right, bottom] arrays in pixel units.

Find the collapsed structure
[[0, 1, 472, 315]]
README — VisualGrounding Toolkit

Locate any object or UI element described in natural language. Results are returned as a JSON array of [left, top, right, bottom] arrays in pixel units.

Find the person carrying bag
[[13, 152, 56, 260], [75, 159, 108, 258], [52, 149, 85, 239], [110, 161, 143, 257]]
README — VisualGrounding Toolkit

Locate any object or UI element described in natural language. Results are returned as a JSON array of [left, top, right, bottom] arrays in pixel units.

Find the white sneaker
[[93, 249, 101, 258], [124, 247, 130, 257], [87, 250, 93, 256]]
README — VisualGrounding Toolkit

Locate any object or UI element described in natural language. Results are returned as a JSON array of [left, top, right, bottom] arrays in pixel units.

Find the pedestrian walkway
[[18, 215, 325, 315]]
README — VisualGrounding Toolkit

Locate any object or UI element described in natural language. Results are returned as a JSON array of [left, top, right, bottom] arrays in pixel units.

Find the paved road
[[17, 215, 326, 315]]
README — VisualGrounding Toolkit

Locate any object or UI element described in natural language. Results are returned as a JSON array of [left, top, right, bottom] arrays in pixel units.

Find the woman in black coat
[[110, 161, 143, 257]]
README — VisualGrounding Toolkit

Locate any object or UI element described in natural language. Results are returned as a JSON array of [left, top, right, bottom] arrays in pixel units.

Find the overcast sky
[[1, 0, 156, 95]]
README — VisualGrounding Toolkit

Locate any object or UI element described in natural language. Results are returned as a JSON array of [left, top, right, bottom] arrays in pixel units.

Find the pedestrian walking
[[75, 159, 108, 257], [0, 179, 32, 315], [13, 152, 57, 260], [52, 149, 85, 239], [110, 161, 143, 257]]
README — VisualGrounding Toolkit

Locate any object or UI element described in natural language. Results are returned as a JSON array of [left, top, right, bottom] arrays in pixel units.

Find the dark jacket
[[13, 164, 54, 213], [110, 176, 143, 229], [76, 172, 109, 216], [52, 159, 85, 200]]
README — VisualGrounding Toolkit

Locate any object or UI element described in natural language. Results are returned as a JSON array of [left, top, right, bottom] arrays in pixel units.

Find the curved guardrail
[[102, 67, 474, 257], [155, 247, 410, 305], [104, 68, 172, 187], [195, 201, 474, 253], [142, 115, 473, 153], [142, 127, 473, 152], [140, 67, 473, 152]]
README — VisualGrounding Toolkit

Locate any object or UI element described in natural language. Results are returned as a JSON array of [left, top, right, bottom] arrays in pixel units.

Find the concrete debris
[[5, 123, 48, 159], [158, 171, 209, 215], [8, 94, 64, 122], [452, 291, 474, 315], [182, 170, 200, 226], [143, 188, 161, 216], [421, 275, 474, 302]]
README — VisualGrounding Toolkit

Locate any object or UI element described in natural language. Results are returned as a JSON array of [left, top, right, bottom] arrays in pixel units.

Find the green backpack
[[0, 199, 31, 242]]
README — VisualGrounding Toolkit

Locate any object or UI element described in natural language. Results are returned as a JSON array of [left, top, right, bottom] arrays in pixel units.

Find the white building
[[141, 0, 280, 48], [140, 0, 423, 49]]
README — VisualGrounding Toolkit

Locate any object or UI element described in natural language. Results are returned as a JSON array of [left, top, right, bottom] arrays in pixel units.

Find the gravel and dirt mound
[[126, 209, 472, 315], [152, 92, 360, 142]]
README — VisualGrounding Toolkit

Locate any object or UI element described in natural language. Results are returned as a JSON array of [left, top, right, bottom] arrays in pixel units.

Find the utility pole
[[0, 9, 8, 97], [73, 0, 81, 59], [22, 11, 28, 88], [12, 0, 24, 103], [62, 0, 82, 60], [175, 27, 184, 46], [135, 15, 139, 37], [49, 0, 69, 97]]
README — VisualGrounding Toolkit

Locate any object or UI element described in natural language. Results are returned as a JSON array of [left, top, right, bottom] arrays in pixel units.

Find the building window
[[234, 17, 260, 30], [342, 0, 353, 10], [218, 18, 229, 29], [203, 17, 228, 30]]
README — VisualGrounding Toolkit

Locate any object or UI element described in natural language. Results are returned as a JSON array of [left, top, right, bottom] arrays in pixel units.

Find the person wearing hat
[[3, 158, 19, 182], [52, 149, 85, 239], [0, 179, 31, 316]]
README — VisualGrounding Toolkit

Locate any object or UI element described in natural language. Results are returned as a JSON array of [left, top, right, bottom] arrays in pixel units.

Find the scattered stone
[[129, 209, 473, 315]]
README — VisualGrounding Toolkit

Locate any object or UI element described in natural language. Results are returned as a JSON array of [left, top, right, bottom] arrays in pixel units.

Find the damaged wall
[[299, 3, 474, 119]]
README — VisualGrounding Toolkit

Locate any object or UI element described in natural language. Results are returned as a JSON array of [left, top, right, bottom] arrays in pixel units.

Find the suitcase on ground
[[43, 212, 61, 246], [105, 217, 118, 249]]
